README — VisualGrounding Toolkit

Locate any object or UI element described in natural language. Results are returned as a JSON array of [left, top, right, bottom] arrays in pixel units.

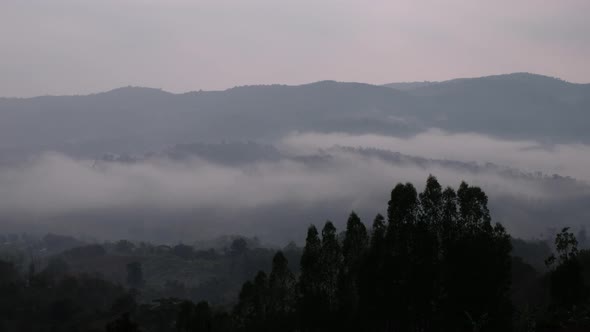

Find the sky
[[1, 0, 589, 97]]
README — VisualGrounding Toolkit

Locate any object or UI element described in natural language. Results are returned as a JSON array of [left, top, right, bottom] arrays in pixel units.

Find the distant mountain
[[384, 73, 590, 141], [382, 81, 436, 91], [384, 72, 584, 89], [390, 73, 588, 99], [0, 73, 588, 159]]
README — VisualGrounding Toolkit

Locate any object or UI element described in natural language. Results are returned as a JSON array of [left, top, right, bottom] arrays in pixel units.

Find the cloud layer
[[1, 130, 590, 242], [282, 129, 590, 181]]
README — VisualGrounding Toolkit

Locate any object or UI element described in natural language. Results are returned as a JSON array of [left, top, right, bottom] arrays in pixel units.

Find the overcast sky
[[1, 0, 589, 97]]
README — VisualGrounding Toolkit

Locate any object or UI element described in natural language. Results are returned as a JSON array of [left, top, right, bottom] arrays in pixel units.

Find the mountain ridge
[[0, 72, 588, 157], [2, 73, 587, 100], [382, 72, 589, 91]]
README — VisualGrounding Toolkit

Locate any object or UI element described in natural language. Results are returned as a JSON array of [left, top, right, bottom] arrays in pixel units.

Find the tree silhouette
[[546, 227, 587, 309], [319, 220, 342, 327], [420, 174, 444, 226], [369, 213, 386, 251], [268, 251, 296, 330], [299, 225, 322, 330], [342, 212, 368, 269], [384, 182, 419, 331], [444, 181, 512, 332], [235, 271, 269, 331], [339, 212, 368, 330]]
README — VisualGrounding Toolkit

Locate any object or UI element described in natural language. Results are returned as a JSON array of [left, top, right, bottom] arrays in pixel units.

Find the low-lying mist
[[1, 129, 589, 243], [282, 129, 590, 181]]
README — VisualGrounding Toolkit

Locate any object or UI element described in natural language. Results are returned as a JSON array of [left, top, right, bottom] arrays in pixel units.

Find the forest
[[1, 176, 589, 332]]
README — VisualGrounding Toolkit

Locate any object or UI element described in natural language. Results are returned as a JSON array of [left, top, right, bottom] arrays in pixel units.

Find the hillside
[[0, 74, 589, 160]]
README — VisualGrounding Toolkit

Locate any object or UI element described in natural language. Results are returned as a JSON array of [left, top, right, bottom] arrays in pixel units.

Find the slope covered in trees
[[0, 73, 588, 159]]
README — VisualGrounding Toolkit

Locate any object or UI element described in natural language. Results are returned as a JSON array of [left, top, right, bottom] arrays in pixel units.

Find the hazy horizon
[[2, 1, 590, 97], [0, 72, 587, 99]]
